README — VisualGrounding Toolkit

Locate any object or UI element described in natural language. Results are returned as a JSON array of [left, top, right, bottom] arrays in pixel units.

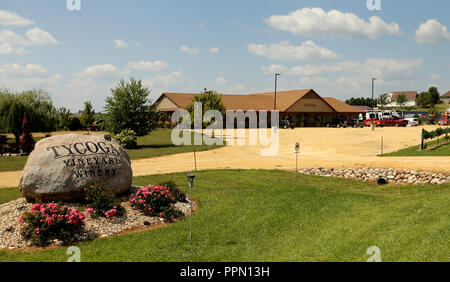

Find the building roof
[[322, 97, 364, 113], [351, 105, 372, 112], [390, 91, 418, 100], [154, 89, 363, 113], [441, 91, 450, 98]]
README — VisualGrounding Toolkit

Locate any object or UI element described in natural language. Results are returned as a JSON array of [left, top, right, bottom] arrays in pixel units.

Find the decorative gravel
[[0, 197, 194, 250], [299, 167, 450, 185]]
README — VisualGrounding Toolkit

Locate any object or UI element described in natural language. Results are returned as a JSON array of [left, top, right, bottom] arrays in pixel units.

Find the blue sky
[[0, 0, 449, 112]]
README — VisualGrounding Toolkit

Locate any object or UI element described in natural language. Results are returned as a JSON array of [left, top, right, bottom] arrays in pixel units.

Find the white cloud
[[114, 39, 128, 49], [0, 43, 28, 55], [180, 46, 199, 55], [261, 64, 289, 74], [0, 63, 48, 76], [127, 60, 168, 71], [214, 76, 227, 85], [82, 64, 117, 78], [143, 71, 183, 88], [0, 63, 61, 91], [248, 40, 341, 61], [0, 10, 34, 26], [0, 28, 58, 55], [265, 7, 402, 40], [262, 58, 423, 79], [415, 19, 450, 44], [209, 47, 219, 54], [25, 27, 58, 45], [0, 29, 29, 45]]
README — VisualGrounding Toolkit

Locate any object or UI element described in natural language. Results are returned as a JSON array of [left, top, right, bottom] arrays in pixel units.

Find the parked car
[[347, 119, 365, 128], [326, 118, 347, 128], [438, 118, 449, 126], [280, 120, 295, 129], [405, 118, 419, 126]]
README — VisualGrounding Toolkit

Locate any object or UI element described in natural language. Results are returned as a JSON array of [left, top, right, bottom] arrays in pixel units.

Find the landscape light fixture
[[294, 142, 300, 173], [186, 172, 196, 245], [371, 78, 377, 131]]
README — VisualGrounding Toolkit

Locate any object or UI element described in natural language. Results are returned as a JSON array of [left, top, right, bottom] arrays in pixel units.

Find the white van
[[405, 118, 419, 126]]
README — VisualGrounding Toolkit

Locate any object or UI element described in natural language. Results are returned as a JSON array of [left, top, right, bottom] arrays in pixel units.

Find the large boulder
[[19, 134, 132, 202]]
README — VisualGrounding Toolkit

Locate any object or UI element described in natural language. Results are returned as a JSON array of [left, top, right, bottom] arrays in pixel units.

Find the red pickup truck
[[364, 119, 408, 127]]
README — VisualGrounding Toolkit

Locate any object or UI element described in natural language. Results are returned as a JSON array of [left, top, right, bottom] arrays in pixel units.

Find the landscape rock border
[[298, 167, 450, 185]]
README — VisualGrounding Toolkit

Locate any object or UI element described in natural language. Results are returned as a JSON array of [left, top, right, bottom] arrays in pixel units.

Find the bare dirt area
[[1, 125, 449, 188]]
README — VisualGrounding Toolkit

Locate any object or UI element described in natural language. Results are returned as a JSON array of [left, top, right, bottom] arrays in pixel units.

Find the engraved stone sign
[[19, 134, 132, 202]]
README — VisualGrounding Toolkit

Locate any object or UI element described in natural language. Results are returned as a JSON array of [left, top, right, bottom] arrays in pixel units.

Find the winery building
[[154, 89, 363, 127]]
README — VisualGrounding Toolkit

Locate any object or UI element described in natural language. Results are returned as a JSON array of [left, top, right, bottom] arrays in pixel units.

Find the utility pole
[[371, 78, 377, 131], [274, 73, 280, 111]]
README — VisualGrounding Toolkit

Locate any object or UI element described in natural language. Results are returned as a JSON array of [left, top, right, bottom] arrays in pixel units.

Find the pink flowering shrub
[[19, 202, 85, 246], [129, 185, 180, 220], [83, 181, 124, 218]]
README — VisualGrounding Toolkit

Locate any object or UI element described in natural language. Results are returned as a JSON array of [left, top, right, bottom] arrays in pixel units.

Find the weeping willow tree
[[0, 89, 57, 145]]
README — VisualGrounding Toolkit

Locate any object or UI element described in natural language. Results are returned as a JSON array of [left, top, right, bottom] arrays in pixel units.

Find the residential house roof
[[390, 91, 418, 100]]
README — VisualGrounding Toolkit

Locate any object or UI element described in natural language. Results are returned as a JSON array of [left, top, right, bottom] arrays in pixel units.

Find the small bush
[[19, 202, 85, 246], [115, 128, 137, 149], [129, 185, 180, 219], [157, 121, 164, 128], [164, 121, 171, 128], [83, 181, 124, 218], [0, 135, 7, 145], [69, 117, 82, 131], [155, 179, 187, 203]]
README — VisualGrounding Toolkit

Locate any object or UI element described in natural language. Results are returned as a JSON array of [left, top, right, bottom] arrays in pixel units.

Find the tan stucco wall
[[156, 96, 179, 110], [286, 93, 334, 113]]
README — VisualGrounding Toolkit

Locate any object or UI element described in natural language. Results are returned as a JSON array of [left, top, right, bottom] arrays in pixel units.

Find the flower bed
[[129, 185, 180, 220], [1, 183, 192, 250], [18, 202, 85, 246]]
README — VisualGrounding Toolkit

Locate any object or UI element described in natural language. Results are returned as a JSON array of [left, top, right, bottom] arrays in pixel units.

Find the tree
[[345, 97, 377, 108], [0, 89, 57, 145], [58, 107, 72, 130], [396, 94, 407, 108], [105, 77, 157, 136], [428, 86, 440, 106], [185, 89, 227, 128], [416, 91, 431, 107], [80, 101, 95, 129], [377, 93, 390, 109]]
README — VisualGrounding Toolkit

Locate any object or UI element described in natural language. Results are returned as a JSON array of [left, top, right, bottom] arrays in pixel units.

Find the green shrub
[[164, 121, 171, 128], [69, 117, 82, 131], [0, 135, 6, 145], [155, 179, 187, 203], [19, 202, 85, 246], [115, 129, 137, 149], [83, 181, 124, 218], [156, 121, 164, 128]]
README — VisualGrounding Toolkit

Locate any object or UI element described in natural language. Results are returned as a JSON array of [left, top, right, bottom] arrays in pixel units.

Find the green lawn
[[383, 139, 450, 156], [1, 170, 448, 262], [0, 129, 224, 172]]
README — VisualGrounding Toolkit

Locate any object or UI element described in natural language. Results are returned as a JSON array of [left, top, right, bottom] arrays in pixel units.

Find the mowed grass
[[125, 129, 224, 159], [0, 170, 448, 262], [0, 129, 224, 172], [383, 139, 450, 156]]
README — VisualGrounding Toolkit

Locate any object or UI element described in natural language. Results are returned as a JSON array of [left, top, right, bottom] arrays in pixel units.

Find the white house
[[441, 91, 450, 104], [385, 91, 417, 107]]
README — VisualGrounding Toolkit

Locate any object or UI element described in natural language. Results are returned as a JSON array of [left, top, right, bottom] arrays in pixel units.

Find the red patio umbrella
[[20, 112, 33, 153]]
